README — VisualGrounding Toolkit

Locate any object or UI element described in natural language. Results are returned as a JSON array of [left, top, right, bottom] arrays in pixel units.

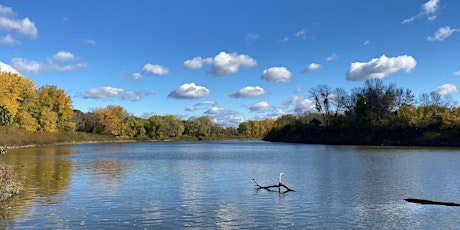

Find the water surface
[[1, 141, 460, 229]]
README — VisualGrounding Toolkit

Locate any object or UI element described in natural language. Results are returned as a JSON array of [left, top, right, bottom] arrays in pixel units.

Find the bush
[[0, 163, 24, 202]]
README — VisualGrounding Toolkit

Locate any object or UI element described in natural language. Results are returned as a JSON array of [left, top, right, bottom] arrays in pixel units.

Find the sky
[[0, 0, 459, 126]]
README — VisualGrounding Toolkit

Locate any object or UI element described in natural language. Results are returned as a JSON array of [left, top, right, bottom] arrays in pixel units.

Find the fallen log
[[404, 198, 460, 206], [253, 172, 295, 193]]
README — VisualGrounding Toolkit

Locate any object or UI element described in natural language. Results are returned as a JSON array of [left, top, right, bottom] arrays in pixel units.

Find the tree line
[[0, 71, 275, 140], [4, 71, 460, 146], [264, 79, 460, 146]]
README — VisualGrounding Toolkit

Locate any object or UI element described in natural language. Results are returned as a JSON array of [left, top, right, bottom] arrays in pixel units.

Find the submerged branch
[[253, 173, 295, 193], [404, 198, 460, 207]]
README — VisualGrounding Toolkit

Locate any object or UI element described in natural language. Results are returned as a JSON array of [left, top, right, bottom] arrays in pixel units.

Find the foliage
[[265, 79, 460, 146], [0, 72, 75, 132]]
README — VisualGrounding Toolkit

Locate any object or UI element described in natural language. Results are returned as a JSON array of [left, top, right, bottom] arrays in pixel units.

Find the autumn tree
[[0, 72, 36, 125], [92, 105, 128, 136]]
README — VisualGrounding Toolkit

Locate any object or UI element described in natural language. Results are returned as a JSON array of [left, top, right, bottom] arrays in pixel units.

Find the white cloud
[[283, 96, 315, 111], [126, 72, 142, 81], [346, 55, 416, 81], [82, 86, 124, 99], [80, 86, 153, 102], [249, 101, 270, 112], [183, 56, 213, 69], [0, 5, 13, 15], [453, 70, 460, 76], [185, 106, 196, 111], [0, 4, 38, 44], [326, 53, 338, 61], [0, 34, 18, 45], [183, 51, 256, 76], [261, 67, 292, 83], [363, 40, 370, 46], [142, 63, 169, 75], [168, 82, 210, 99], [0, 61, 18, 74], [11, 51, 87, 74], [205, 106, 225, 115], [432, 84, 457, 95], [10, 58, 40, 73], [195, 100, 218, 106], [212, 52, 257, 76], [230, 86, 265, 98], [427, 26, 459, 42], [402, 0, 440, 24], [301, 63, 321, 73], [265, 110, 286, 120], [52, 51, 78, 62], [294, 28, 307, 40]]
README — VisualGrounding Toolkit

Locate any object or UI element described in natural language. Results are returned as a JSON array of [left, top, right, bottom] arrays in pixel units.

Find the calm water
[[1, 140, 460, 229]]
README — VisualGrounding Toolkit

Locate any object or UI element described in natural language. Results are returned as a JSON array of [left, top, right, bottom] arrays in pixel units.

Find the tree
[[309, 85, 333, 127], [92, 105, 128, 136], [0, 72, 36, 125]]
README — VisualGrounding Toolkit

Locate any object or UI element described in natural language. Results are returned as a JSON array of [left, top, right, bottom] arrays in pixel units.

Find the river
[[1, 140, 460, 229]]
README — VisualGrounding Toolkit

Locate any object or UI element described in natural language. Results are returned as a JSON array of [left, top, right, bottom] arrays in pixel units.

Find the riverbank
[[0, 163, 24, 202], [0, 126, 133, 148]]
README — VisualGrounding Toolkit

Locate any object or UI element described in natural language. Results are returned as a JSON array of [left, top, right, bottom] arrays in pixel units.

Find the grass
[[0, 162, 24, 202], [0, 126, 124, 148]]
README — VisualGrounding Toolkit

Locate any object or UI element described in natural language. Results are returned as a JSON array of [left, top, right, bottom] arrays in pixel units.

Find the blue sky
[[1, 0, 459, 126]]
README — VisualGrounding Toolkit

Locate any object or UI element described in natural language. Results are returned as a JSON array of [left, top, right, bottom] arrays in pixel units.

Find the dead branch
[[405, 198, 460, 206], [253, 172, 295, 193]]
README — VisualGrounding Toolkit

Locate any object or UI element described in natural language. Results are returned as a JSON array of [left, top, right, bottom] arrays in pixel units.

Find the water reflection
[[2, 141, 460, 229], [0, 147, 73, 227]]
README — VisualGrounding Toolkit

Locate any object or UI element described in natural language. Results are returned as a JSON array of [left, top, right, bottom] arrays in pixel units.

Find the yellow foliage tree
[[0, 72, 36, 125]]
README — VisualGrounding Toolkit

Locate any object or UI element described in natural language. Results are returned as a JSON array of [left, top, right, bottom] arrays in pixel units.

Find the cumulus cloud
[[230, 86, 265, 98], [142, 63, 169, 75], [183, 51, 256, 76], [427, 26, 459, 42], [168, 82, 210, 99], [249, 101, 270, 112], [453, 70, 460, 76], [52, 51, 78, 62], [346, 55, 416, 81], [0, 61, 18, 74], [402, 0, 440, 24], [432, 84, 457, 95], [0, 34, 18, 45], [212, 52, 257, 76], [261, 67, 292, 83], [195, 100, 218, 106], [301, 63, 321, 73], [283, 96, 315, 111], [183, 57, 213, 69], [10, 58, 40, 73], [11, 51, 87, 74], [79, 86, 153, 102], [205, 108, 245, 127], [205, 106, 226, 115], [186, 100, 218, 112], [0, 4, 38, 45]]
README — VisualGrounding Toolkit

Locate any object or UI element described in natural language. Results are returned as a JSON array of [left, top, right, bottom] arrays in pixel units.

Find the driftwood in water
[[405, 198, 460, 206], [253, 172, 295, 193]]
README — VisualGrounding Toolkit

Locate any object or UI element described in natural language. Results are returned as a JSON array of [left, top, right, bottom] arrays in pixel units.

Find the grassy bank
[[0, 163, 24, 202], [0, 126, 124, 148]]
